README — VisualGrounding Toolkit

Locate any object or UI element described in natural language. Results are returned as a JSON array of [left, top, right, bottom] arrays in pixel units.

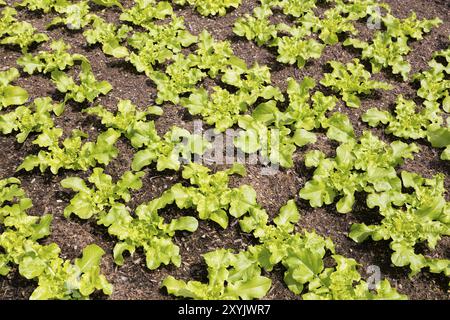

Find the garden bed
[[0, 0, 448, 300]]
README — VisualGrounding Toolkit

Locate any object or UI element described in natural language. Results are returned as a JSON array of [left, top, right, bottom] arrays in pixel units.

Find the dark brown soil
[[0, 0, 449, 300]]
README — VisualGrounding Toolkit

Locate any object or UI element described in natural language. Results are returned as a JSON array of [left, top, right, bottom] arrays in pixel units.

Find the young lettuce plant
[[132, 119, 210, 172], [302, 255, 406, 300], [320, 59, 393, 108], [316, 6, 358, 45], [0, 7, 49, 53], [17, 127, 121, 174], [232, 77, 352, 168], [232, 1, 319, 49], [17, 0, 121, 20], [163, 248, 272, 300], [234, 109, 310, 169], [91, 0, 123, 9], [51, 60, 112, 104], [15, 0, 65, 13], [84, 101, 209, 171], [286, 78, 355, 144], [344, 13, 441, 80], [150, 54, 206, 104], [180, 62, 285, 133], [316, 0, 388, 45], [0, 178, 112, 300], [414, 61, 450, 112], [284, 77, 339, 133], [62, 168, 145, 220], [299, 131, 419, 213], [0, 97, 62, 143], [220, 62, 284, 104], [83, 16, 132, 58], [0, 68, 29, 110], [413, 42, 450, 113], [126, 16, 198, 76], [426, 124, 450, 161], [173, 0, 241, 17], [192, 30, 238, 77], [363, 96, 449, 160], [233, 6, 278, 46], [120, 0, 173, 27], [275, 35, 324, 69], [181, 87, 249, 133], [333, 0, 389, 20], [61, 168, 199, 270], [192, 29, 239, 76], [84, 99, 163, 146], [102, 202, 198, 270], [350, 171, 450, 279], [112, 163, 257, 230], [48, 0, 96, 30], [17, 40, 86, 75], [362, 95, 442, 140], [159, 163, 256, 229], [269, 0, 317, 17], [410, 43, 450, 160]]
